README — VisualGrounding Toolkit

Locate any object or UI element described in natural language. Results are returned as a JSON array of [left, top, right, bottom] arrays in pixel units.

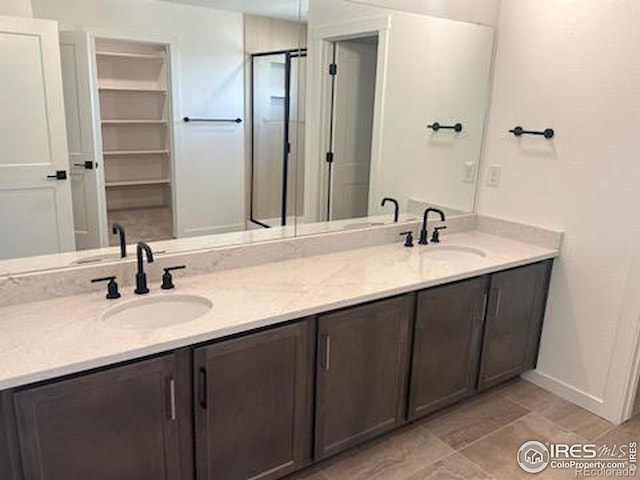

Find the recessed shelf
[[105, 179, 171, 188], [97, 51, 165, 61], [102, 120, 168, 125], [99, 86, 167, 94], [103, 150, 169, 156]]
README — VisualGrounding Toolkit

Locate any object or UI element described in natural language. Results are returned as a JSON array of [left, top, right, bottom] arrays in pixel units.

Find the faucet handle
[[399, 231, 414, 248], [91, 276, 121, 300], [161, 266, 187, 290], [431, 226, 448, 244]]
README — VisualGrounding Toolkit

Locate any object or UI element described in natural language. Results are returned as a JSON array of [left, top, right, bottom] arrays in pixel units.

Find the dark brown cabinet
[[0, 391, 22, 480], [13, 354, 187, 480], [2, 260, 554, 480], [314, 296, 412, 460], [478, 260, 553, 390], [408, 276, 489, 420], [193, 320, 313, 480]]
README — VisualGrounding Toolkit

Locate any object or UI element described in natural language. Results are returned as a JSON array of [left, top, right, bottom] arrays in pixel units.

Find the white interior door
[[330, 37, 378, 221], [59, 30, 105, 250], [0, 16, 75, 260]]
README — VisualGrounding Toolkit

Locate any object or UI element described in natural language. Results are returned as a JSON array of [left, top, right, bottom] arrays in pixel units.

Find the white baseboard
[[522, 370, 615, 423]]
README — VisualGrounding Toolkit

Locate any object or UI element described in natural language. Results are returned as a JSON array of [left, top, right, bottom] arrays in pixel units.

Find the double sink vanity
[[0, 216, 561, 480]]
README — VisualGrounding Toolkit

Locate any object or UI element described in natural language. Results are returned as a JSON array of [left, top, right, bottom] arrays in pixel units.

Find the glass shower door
[[250, 49, 307, 229]]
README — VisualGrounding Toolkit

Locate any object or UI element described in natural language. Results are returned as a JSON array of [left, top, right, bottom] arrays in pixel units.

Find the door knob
[[46, 170, 67, 180], [74, 161, 94, 170]]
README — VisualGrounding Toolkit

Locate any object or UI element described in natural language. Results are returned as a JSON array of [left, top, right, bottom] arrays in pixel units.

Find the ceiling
[[160, 0, 308, 21]]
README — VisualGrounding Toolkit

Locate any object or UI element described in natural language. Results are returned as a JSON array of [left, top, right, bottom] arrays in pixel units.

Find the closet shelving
[[96, 51, 166, 61], [102, 120, 168, 125], [96, 38, 174, 244], [103, 150, 170, 156]]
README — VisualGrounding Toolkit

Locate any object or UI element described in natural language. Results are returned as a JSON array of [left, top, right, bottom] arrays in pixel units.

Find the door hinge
[[329, 63, 338, 76], [326, 152, 334, 163]]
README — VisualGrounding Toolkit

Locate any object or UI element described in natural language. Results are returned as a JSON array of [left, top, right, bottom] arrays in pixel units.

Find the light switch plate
[[487, 165, 502, 187], [463, 162, 476, 183]]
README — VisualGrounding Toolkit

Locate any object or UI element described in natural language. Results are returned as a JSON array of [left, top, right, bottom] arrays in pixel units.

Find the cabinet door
[[478, 260, 553, 390], [0, 391, 22, 480], [194, 320, 313, 480], [409, 277, 489, 420], [14, 354, 185, 480], [315, 295, 412, 460], [0, 17, 76, 258]]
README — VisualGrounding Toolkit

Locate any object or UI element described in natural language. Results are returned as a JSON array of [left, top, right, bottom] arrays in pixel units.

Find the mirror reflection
[[300, 0, 495, 229], [0, 0, 494, 273]]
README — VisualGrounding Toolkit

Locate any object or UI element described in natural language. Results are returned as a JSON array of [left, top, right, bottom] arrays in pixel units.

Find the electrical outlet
[[463, 162, 476, 183], [487, 165, 502, 188]]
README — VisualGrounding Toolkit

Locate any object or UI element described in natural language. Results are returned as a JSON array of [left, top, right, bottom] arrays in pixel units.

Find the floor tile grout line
[[494, 388, 544, 413], [591, 422, 621, 443], [435, 451, 497, 480], [500, 389, 617, 443], [450, 410, 536, 454], [419, 389, 533, 451], [418, 388, 528, 434]]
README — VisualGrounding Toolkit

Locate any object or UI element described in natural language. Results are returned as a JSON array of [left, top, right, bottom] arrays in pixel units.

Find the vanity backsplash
[[0, 215, 561, 309]]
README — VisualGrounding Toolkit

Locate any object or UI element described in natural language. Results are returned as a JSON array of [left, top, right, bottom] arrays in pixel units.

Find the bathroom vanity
[[0, 227, 557, 480]]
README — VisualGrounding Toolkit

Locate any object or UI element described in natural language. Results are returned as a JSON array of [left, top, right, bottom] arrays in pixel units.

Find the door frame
[[248, 48, 308, 229], [80, 26, 182, 240], [304, 16, 391, 223]]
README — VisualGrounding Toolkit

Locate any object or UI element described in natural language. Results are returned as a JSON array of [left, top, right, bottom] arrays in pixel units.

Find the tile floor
[[294, 379, 637, 480]]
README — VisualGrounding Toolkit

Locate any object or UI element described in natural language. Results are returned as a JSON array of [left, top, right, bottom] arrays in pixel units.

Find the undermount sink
[[102, 294, 212, 330], [421, 246, 486, 262]]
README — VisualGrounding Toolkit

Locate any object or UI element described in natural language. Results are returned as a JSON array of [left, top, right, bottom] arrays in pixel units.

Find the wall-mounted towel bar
[[509, 126, 554, 139], [183, 117, 242, 124], [427, 122, 463, 133]]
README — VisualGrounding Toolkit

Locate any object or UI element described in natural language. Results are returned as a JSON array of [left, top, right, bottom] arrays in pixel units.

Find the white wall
[[478, 0, 640, 422], [348, 0, 500, 26], [31, 0, 246, 237], [305, 0, 494, 221], [0, 0, 32, 17]]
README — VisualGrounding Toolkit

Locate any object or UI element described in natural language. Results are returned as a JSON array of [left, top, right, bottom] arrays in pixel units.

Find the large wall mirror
[[0, 0, 494, 275]]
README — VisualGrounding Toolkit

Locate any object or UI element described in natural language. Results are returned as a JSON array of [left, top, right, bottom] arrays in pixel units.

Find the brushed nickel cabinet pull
[[169, 378, 176, 421], [324, 335, 331, 371], [480, 293, 488, 324], [491, 289, 502, 317]]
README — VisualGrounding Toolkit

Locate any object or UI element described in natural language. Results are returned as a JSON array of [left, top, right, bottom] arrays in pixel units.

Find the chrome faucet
[[135, 242, 154, 295], [419, 208, 446, 245]]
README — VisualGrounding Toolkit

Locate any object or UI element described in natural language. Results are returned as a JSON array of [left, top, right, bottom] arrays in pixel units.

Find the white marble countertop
[[0, 230, 558, 391]]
